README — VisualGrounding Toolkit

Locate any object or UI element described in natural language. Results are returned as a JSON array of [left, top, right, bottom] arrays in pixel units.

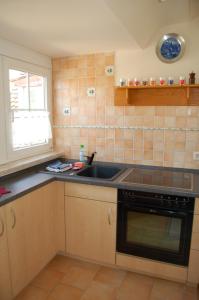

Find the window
[[3, 58, 52, 161]]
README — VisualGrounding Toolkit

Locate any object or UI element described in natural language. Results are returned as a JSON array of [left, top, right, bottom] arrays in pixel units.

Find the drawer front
[[116, 253, 187, 283], [65, 183, 117, 203]]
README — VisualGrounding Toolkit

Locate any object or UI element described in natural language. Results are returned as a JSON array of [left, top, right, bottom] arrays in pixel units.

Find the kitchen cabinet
[[65, 183, 117, 264], [114, 85, 199, 106], [0, 206, 12, 300], [188, 198, 199, 284], [5, 193, 28, 296], [116, 253, 187, 283], [54, 181, 65, 253], [188, 250, 199, 284], [5, 182, 65, 297]]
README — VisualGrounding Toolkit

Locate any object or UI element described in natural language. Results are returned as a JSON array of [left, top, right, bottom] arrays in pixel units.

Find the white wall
[[0, 37, 51, 69], [115, 17, 199, 84]]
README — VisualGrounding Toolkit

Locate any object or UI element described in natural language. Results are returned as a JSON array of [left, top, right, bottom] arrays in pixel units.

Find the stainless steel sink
[[76, 165, 125, 180]]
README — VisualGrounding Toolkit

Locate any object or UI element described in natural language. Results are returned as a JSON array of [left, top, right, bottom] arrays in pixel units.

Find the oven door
[[117, 201, 193, 266]]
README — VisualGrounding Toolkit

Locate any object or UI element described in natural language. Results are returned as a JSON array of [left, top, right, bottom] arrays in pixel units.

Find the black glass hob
[[122, 168, 193, 190]]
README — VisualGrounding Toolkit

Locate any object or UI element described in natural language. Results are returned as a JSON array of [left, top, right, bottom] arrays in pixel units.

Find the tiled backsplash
[[52, 53, 199, 169]]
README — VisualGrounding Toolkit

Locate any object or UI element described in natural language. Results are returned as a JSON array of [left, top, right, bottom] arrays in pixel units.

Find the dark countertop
[[0, 160, 199, 207], [0, 171, 54, 206]]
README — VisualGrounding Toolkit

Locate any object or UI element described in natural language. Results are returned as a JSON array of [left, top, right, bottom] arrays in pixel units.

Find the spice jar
[[159, 77, 166, 85], [127, 78, 134, 86], [134, 78, 140, 86], [150, 77, 156, 86], [142, 78, 148, 86], [179, 76, 186, 85], [119, 78, 126, 87], [189, 72, 196, 84], [168, 77, 174, 85]]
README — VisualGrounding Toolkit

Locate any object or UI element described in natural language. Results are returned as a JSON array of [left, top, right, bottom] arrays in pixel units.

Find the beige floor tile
[[67, 258, 100, 273], [47, 255, 73, 273], [47, 283, 83, 300], [47, 255, 99, 274], [15, 285, 48, 300], [61, 264, 99, 290], [31, 267, 65, 292], [14, 256, 199, 300], [150, 279, 185, 300], [94, 266, 126, 288], [117, 272, 154, 300], [81, 281, 116, 300]]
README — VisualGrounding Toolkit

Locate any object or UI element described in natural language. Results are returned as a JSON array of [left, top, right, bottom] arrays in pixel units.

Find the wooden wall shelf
[[114, 84, 199, 106]]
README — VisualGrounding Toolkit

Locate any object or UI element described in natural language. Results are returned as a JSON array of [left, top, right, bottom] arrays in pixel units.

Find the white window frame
[[0, 55, 7, 164], [3, 57, 53, 162]]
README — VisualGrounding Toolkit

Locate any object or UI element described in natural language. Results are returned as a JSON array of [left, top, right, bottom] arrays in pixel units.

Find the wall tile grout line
[[53, 124, 199, 132]]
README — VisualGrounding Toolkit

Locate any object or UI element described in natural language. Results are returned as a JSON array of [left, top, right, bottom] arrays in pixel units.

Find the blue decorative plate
[[156, 33, 185, 63]]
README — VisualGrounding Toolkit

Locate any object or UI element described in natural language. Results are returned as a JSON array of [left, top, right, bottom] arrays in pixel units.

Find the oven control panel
[[118, 189, 195, 211]]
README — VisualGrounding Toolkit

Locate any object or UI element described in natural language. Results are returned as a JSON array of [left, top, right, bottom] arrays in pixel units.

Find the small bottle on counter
[[79, 144, 85, 162]]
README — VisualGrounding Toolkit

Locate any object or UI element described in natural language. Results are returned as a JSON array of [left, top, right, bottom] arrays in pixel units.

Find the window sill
[[0, 151, 64, 177]]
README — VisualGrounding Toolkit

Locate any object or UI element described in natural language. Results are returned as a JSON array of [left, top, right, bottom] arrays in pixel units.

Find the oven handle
[[148, 209, 186, 216], [119, 202, 189, 217]]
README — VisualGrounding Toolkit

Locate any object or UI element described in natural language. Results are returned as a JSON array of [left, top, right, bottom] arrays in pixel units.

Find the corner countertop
[[1, 160, 199, 207]]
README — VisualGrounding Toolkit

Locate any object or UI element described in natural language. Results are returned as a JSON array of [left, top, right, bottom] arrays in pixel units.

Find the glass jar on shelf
[[150, 77, 156, 86]]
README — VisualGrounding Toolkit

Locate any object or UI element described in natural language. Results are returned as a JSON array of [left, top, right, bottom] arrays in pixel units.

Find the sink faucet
[[85, 152, 97, 165]]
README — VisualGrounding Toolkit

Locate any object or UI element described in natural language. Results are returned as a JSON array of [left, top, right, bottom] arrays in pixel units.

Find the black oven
[[117, 189, 194, 266]]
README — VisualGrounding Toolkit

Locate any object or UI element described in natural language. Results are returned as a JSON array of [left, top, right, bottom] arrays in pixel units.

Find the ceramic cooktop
[[122, 168, 193, 190]]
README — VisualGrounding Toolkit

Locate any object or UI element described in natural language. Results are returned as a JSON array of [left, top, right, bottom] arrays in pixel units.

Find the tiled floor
[[15, 255, 198, 300]]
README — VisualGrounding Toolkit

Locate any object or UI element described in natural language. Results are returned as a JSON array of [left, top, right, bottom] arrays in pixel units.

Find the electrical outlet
[[63, 106, 71, 116], [193, 152, 199, 160]]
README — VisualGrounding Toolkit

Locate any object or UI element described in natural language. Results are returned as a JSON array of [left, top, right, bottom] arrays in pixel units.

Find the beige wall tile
[[52, 53, 199, 169], [176, 116, 187, 128], [144, 150, 153, 161]]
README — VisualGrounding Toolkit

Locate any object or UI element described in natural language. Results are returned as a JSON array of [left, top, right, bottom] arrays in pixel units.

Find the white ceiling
[[0, 0, 198, 57]]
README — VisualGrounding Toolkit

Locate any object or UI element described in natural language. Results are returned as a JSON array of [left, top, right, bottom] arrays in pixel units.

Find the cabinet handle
[[0, 216, 4, 237], [108, 208, 112, 225], [10, 208, 16, 229]]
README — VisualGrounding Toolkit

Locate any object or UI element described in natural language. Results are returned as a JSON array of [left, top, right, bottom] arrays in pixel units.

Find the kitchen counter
[[1, 160, 199, 207]]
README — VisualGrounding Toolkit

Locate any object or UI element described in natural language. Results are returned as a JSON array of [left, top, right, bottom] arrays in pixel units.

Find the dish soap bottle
[[79, 144, 85, 162]]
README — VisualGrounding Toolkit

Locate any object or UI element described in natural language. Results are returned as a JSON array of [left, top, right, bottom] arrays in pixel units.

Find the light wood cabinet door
[[54, 181, 66, 253], [25, 183, 57, 281], [6, 193, 29, 296], [0, 206, 12, 300], [66, 196, 116, 264], [5, 182, 61, 297], [188, 250, 199, 284]]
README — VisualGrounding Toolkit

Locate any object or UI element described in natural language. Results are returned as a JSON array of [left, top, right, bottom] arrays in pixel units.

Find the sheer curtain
[[12, 111, 52, 150]]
